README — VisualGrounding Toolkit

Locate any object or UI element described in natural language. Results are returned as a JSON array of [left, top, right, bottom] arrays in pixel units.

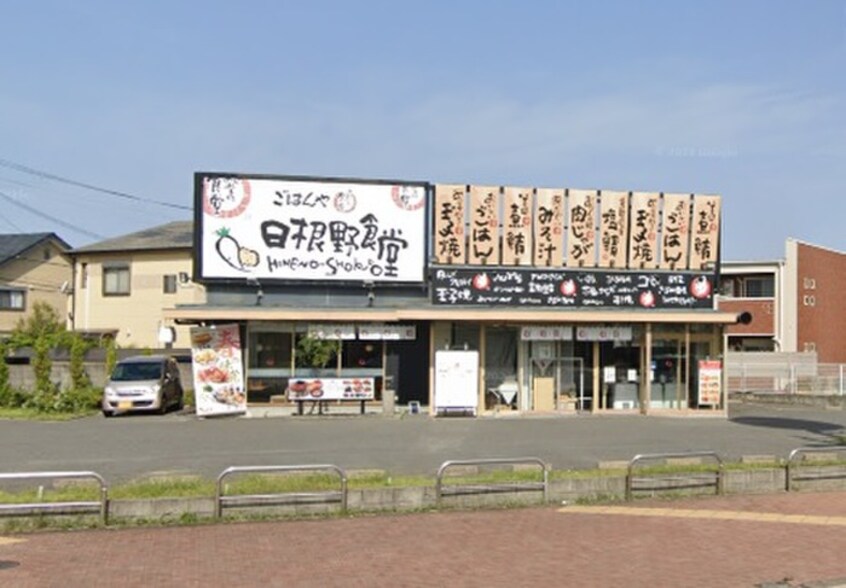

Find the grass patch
[[110, 478, 216, 500], [0, 483, 102, 504], [0, 407, 96, 421]]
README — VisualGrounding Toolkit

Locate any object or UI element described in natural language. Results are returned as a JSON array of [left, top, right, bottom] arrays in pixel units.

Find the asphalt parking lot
[[1, 400, 845, 483]]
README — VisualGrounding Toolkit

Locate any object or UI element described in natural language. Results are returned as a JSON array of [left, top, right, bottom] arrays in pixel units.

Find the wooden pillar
[[592, 341, 600, 413], [683, 326, 690, 409], [642, 323, 652, 415], [479, 324, 487, 414]]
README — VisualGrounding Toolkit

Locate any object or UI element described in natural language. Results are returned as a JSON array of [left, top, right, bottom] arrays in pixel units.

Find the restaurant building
[[165, 173, 740, 416]]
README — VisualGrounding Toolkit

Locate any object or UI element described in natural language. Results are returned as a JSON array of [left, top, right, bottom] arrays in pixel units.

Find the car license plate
[[118, 401, 133, 410]]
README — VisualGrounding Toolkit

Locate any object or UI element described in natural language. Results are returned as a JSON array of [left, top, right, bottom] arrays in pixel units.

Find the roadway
[[1, 401, 845, 483]]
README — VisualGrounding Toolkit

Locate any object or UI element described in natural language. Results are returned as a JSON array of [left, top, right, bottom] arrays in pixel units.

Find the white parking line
[[558, 505, 846, 526]]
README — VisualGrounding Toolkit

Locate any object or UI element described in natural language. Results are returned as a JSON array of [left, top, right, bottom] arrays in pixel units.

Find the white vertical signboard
[[191, 324, 247, 417], [434, 350, 479, 415]]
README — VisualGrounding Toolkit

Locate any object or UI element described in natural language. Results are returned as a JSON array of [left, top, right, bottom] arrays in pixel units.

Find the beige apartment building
[[0, 233, 72, 336], [70, 221, 204, 349]]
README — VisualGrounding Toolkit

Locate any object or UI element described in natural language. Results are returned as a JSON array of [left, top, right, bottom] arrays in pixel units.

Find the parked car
[[102, 355, 184, 417]]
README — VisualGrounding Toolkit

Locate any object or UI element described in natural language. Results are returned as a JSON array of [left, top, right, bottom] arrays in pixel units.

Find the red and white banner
[[697, 360, 722, 406]]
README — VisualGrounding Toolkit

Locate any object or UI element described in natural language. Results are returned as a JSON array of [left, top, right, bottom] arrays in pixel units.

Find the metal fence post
[[790, 363, 796, 394]]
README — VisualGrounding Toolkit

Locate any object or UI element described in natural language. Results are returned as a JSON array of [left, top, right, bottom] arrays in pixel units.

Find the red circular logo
[[392, 185, 425, 211], [203, 178, 251, 218]]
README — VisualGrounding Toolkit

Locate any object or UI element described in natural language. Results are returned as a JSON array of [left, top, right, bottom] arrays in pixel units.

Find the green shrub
[[0, 341, 10, 404], [69, 334, 91, 390], [54, 386, 102, 413]]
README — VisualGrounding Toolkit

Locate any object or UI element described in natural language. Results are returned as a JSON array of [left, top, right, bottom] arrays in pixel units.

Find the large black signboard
[[431, 267, 716, 309]]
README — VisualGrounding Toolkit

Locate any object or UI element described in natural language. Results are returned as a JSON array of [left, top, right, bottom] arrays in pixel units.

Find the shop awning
[[164, 305, 742, 325]]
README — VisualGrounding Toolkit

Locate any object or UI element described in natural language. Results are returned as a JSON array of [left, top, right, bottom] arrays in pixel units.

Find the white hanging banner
[[576, 325, 633, 341], [520, 326, 573, 341], [357, 324, 417, 340], [308, 324, 357, 340]]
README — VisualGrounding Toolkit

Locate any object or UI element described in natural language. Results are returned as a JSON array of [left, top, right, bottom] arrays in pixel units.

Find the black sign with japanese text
[[431, 267, 716, 309]]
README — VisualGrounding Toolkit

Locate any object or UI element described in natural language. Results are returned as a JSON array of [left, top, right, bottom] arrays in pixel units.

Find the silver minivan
[[102, 355, 184, 417]]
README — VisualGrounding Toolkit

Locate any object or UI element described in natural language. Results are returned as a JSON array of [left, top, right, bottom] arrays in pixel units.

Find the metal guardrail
[[626, 452, 724, 501], [785, 447, 846, 492], [435, 458, 549, 507], [0, 471, 109, 524], [215, 464, 348, 519]]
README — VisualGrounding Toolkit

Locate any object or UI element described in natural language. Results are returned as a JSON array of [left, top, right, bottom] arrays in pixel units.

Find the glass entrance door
[[650, 337, 687, 409]]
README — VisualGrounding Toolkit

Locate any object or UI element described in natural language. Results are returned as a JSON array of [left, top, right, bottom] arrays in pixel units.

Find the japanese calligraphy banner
[[433, 184, 466, 264], [197, 174, 428, 282], [534, 188, 564, 267], [598, 190, 628, 269], [689, 195, 721, 270], [628, 192, 660, 269], [659, 193, 692, 270], [469, 185, 501, 265], [502, 187, 533, 266], [567, 189, 598, 268]]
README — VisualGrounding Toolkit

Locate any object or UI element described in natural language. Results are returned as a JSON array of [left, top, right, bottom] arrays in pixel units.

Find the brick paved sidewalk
[[3, 492, 846, 587]]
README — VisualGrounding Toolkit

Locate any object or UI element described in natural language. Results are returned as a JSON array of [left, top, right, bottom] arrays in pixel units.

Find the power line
[[0, 158, 191, 212], [0, 190, 105, 240], [0, 211, 23, 232]]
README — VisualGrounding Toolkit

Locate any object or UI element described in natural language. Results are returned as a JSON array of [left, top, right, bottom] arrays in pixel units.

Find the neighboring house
[[70, 221, 205, 349], [719, 239, 846, 363], [0, 232, 72, 336]]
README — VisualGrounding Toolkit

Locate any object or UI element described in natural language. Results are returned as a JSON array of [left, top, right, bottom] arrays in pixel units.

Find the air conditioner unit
[[178, 272, 191, 287]]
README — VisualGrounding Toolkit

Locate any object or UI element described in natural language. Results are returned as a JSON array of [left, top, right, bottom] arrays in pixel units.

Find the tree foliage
[[9, 301, 66, 348], [3, 300, 100, 412], [295, 335, 339, 369]]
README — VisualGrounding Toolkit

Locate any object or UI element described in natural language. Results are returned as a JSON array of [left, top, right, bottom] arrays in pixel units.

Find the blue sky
[[1, 0, 844, 259]]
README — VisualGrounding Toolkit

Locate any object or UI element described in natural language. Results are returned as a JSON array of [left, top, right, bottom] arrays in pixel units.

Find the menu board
[[434, 350, 479, 415], [698, 360, 722, 406], [287, 377, 375, 401], [432, 267, 716, 309], [190, 324, 247, 417]]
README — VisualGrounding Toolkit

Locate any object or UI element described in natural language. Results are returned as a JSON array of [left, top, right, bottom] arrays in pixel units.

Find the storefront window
[[294, 333, 340, 376], [650, 335, 687, 409], [451, 324, 480, 350], [342, 341, 382, 369], [485, 327, 518, 408], [249, 332, 293, 370], [247, 327, 294, 403]]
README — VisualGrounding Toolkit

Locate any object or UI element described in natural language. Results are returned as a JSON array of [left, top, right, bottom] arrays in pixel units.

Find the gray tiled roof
[[0, 232, 70, 265], [72, 221, 193, 253]]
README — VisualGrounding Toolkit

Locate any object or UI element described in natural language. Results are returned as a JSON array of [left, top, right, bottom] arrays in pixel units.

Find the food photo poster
[[190, 324, 247, 416]]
